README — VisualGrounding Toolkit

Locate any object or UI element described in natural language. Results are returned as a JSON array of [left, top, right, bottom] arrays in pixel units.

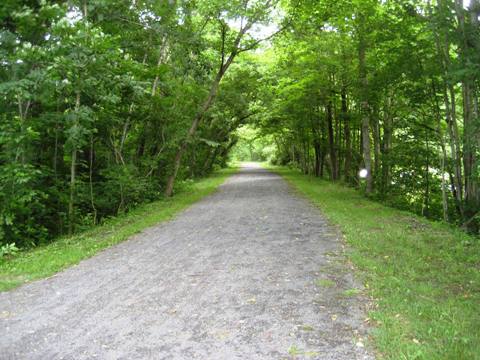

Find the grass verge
[[270, 166, 480, 360], [0, 167, 237, 292]]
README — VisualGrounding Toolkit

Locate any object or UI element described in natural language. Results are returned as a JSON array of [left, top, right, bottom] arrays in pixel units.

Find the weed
[[315, 279, 335, 288], [0, 243, 18, 258], [342, 288, 361, 297]]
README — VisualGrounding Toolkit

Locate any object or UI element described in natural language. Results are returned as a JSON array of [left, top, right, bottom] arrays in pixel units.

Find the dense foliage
[[0, 0, 276, 247], [244, 0, 480, 233], [1, 0, 479, 248]]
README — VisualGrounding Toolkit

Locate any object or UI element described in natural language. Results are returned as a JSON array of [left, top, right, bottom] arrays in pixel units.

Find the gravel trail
[[0, 164, 372, 359]]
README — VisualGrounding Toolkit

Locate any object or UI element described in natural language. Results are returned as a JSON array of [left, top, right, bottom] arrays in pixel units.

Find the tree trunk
[[342, 87, 352, 183], [202, 148, 218, 175], [68, 92, 81, 235], [446, 82, 465, 216], [372, 105, 381, 187], [216, 139, 237, 166], [68, 149, 76, 235], [89, 135, 97, 225], [441, 148, 449, 222], [326, 99, 338, 180], [313, 140, 321, 177], [164, 18, 254, 196], [424, 132, 431, 217], [381, 96, 393, 196], [432, 79, 450, 222], [358, 29, 373, 193], [165, 73, 222, 196]]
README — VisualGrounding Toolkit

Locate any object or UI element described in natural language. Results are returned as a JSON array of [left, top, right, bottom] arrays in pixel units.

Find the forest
[[1, 0, 479, 250]]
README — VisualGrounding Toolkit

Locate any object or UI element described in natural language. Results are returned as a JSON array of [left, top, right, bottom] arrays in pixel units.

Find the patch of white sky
[[226, 8, 283, 52], [66, 7, 82, 23], [227, 16, 280, 38], [464, 0, 480, 20]]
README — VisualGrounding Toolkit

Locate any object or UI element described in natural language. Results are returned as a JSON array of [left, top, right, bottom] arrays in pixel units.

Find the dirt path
[[0, 164, 372, 359]]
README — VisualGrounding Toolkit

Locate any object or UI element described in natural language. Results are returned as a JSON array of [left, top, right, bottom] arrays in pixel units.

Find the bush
[[0, 163, 49, 248], [0, 243, 19, 258]]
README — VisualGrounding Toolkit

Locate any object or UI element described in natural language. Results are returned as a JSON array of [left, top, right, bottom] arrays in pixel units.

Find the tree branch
[[237, 25, 289, 54]]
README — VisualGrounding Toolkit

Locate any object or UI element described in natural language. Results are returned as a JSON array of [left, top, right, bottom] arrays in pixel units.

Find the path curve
[[0, 164, 372, 359]]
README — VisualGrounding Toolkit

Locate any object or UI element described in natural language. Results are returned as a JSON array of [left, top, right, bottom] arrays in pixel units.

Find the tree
[[164, 0, 280, 196]]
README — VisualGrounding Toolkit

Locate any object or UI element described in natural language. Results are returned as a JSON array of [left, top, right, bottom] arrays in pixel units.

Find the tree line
[[1, 0, 479, 249], [0, 0, 276, 248], [252, 0, 479, 234]]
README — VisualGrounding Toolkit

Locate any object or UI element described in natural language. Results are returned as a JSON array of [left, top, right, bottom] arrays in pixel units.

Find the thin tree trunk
[[15, 95, 31, 164], [313, 140, 321, 177], [441, 149, 449, 222], [372, 105, 381, 187], [68, 92, 81, 235], [326, 99, 338, 180], [424, 132, 431, 217], [302, 138, 307, 174], [68, 149, 77, 235], [361, 117, 373, 193], [342, 87, 352, 182], [447, 83, 465, 214], [359, 33, 373, 193], [165, 74, 222, 196], [89, 135, 97, 225], [432, 79, 450, 222], [312, 112, 322, 178], [203, 147, 219, 174], [53, 120, 59, 178], [381, 95, 393, 196]]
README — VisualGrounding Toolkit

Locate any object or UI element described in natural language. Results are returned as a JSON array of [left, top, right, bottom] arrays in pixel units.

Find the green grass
[[0, 167, 237, 292], [288, 344, 319, 357], [300, 324, 315, 331], [270, 166, 480, 360], [342, 288, 362, 297], [315, 278, 336, 287]]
